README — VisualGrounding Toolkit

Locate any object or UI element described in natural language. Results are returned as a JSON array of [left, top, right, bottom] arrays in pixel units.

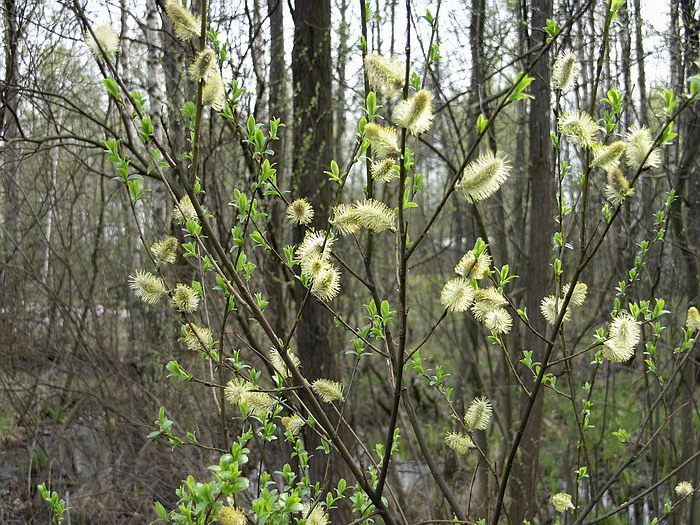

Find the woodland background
[[0, 0, 699, 523]]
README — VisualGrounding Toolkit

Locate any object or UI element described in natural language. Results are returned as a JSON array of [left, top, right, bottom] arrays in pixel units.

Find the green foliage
[[507, 72, 535, 102], [38, 484, 68, 525], [28, 3, 700, 524]]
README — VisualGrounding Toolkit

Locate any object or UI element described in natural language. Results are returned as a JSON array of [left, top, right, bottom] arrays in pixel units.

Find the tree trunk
[[291, 2, 351, 520], [632, 0, 648, 126], [334, 0, 350, 160], [249, 0, 267, 118], [510, 0, 553, 522], [292, 0, 336, 383], [160, 0, 187, 167], [1, 0, 20, 254], [618, 4, 633, 127], [264, 0, 288, 339], [42, 110, 60, 286], [1, 0, 22, 344], [466, 0, 490, 516]]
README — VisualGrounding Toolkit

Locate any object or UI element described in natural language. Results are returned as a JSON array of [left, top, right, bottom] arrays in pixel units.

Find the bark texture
[[510, 0, 553, 522], [291, 3, 351, 519]]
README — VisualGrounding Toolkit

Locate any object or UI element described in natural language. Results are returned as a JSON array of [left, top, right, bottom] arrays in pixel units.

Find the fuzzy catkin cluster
[[687, 307, 700, 332], [552, 52, 579, 90], [371, 158, 398, 183], [165, 0, 201, 41], [364, 122, 398, 158], [595, 125, 660, 205], [540, 282, 588, 325], [217, 506, 247, 525], [187, 49, 216, 81], [392, 89, 434, 135], [173, 195, 198, 224], [363, 54, 435, 162], [129, 236, 205, 331], [464, 397, 493, 431], [445, 397, 493, 454], [330, 199, 396, 235], [364, 53, 404, 96], [675, 481, 694, 497], [551, 492, 575, 512], [311, 379, 345, 403], [224, 377, 278, 418], [440, 240, 513, 335], [295, 230, 341, 301], [185, 49, 226, 110], [281, 415, 306, 436], [183, 323, 213, 350], [85, 25, 119, 57], [269, 348, 300, 379], [604, 169, 634, 205], [558, 110, 598, 148], [129, 271, 167, 304], [625, 125, 661, 170], [558, 101, 662, 206], [445, 431, 473, 454], [300, 503, 329, 525], [151, 237, 178, 265], [591, 141, 626, 171], [286, 198, 314, 225], [456, 151, 511, 202], [602, 312, 641, 362]]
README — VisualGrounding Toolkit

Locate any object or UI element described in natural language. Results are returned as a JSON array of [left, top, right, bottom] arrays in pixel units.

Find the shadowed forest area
[[1, 0, 699, 523]]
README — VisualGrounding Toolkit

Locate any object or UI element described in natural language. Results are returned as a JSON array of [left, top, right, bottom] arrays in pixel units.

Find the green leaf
[[181, 101, 197, 120], [103, 138, 119, 155], [429, 43, 442, 62], [366, 92, 377, 117], [412, 173, 424, 193], [612, 428, 631, 442], [253, 128, 266, 153], [410, 71, 421, 91], [250, 230, 269, 249], [103, 77, 120, 100], [186, 219, 202, 236], [688, 74, 700, 97], [476, 113, 488, 134], [247, 115, 256, 137], [358, 35, 367, 52], [517, 308, 529, 323], [154, 501, 168, 521], [236, 191, 248, 211], [139, 116, 154, 142], [602, 89, 623, 113], [166, 360, 192, 381], [544, 19, 560, 39], [660, 88, 678, 115], [380, 300, 390, 320], [358, 116, 367, 134], [127, 179, 149, 203], [660, 122, 677, 144], [269, 118, 282, 140], [609, 0, 625, 15], [230, 79, 246, 103], [260, 160, 276, 183], [131, 91, 147, 113], [324, 160, 342, 183], [508, 73, 535, 102]]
